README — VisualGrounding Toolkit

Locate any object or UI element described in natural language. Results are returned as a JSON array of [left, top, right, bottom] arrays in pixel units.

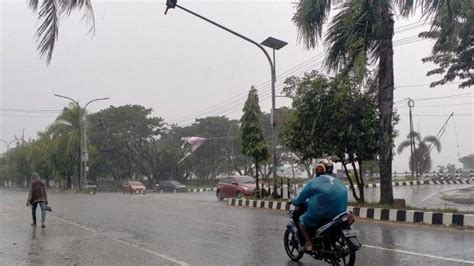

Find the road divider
[[227, 198, 474, 228], [187, 178, 473, 193], [187, 187, 217, 193]]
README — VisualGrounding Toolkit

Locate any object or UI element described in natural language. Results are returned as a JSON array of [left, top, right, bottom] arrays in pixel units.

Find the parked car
[[216, 176, 256, 200], [155, 180, 187, 192], [122, 181, 146, 194]]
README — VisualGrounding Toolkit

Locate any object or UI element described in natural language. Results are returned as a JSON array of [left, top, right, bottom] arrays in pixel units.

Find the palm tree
[[292, 0, 464, 204], [48, 103, 83, 188], [397, 131, 441, 175], [28, 0, 95, 64]]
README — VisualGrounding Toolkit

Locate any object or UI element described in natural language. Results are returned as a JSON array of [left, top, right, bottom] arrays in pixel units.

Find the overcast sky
[[1, 0, 473, 171]]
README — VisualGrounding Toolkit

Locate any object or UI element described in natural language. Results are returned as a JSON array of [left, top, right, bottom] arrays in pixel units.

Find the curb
[[226, 198, 474, 228]]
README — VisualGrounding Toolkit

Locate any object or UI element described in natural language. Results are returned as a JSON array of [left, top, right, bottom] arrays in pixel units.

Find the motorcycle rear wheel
[[347, 252, 356, 266], [330, 237, 356, 266], [284, 227, 304, 262]]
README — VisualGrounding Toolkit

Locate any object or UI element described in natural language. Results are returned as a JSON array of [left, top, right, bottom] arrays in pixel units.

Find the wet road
[[1, 189, 474, 265], [352, 184, 474, 212]]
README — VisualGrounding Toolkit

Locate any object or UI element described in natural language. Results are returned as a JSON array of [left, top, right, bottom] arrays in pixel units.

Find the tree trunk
[[378, 4, 395, 204], [255, 160, 260, 199], [355, 161, 365, 203], [342, 160, 360, 202], [148, 174, 154, 190], [304, 163, 313, 179]]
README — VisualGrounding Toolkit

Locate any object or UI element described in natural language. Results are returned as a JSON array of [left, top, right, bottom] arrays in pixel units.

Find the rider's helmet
[[319, 158, 334, 174], [315, 163, 326, 176]]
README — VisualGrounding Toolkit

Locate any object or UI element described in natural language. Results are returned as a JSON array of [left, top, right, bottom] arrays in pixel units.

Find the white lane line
[[363, 244, 474, 264], [51, 215, 189, 266], [421, 192, 438, 202], [214, 222, 237, 228]]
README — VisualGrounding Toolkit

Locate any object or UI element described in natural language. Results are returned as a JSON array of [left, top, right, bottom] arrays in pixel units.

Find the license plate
[[342, 230, 359, 237], [348, 237, 361, 249]]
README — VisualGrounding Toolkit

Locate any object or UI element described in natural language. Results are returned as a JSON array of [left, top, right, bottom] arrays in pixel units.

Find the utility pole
[[165, 1, 287, 198], [407, 98, 417, 179]]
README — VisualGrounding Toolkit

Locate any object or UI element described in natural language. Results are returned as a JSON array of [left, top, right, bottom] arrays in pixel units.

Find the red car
[[122, 181, 146, 194], [216, 176, 256, 201]]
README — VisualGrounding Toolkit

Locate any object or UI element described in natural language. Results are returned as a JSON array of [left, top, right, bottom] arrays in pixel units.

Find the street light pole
[[54, 94, 109, 188], [82, 98, 109, 186], [261, 38, 287, 197], [407, 98, 417, 179], [166, 2, 287, 197]]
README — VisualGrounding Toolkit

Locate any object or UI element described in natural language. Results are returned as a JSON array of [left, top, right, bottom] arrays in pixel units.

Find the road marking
[[363, 244, 474, 264], [421, 192, 438, 202], [214, 222, 237, 228], [51, 215, 189, 266]]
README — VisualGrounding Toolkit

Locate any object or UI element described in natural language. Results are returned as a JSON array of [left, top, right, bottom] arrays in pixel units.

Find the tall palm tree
[[48, 103, 83, 187], [292, 0, 464, 204], [397, 131, 441, 175]]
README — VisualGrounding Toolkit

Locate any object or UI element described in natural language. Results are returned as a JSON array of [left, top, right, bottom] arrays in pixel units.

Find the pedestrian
[[26, 172, 50, 228]]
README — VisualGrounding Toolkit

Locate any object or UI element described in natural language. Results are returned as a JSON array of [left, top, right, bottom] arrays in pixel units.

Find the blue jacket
[[292, 174, 348, 221]]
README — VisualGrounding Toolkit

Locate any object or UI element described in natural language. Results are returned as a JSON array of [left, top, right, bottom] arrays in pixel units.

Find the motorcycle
[[284, 205, 361, 265]]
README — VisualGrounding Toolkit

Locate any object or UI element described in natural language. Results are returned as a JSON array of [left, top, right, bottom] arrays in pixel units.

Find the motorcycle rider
[[291, 159, 348, 251]]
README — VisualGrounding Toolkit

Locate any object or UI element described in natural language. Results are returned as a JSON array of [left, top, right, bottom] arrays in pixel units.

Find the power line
[[396, 82, 461, 88], [393, 38, 427, 46], [399, 113, 473, 117], [412, 93, 474, 102], [169, 54, 326, 124], [0, 108, 62, 113], [396, 102, 473, 108], [171, 57, 325, 124], [394, 20, 428, 31], [0, 113, 57, 118], [394, 23, 429, 34], [171, 33, 446, 125]]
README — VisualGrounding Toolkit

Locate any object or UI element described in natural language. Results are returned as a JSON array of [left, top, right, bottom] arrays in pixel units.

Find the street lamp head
[[261, 37, 288, 50], [165, 0, 177, 15]]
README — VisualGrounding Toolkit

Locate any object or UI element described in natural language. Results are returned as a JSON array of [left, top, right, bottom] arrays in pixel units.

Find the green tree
[[7, 141, 34, 187], [436, 165, 446, 173], [48, 103, 82, 188], [292, 0, 464, 204], [397, 131, 442, 174], [446, 163, 456, 174], [88, 105, 165, 188], [240, 86, 269, 198], [28, 132, 55, 186], [187, 116, 240, 180], [419, 0, 473, 88], [281, 72, 378, 202]]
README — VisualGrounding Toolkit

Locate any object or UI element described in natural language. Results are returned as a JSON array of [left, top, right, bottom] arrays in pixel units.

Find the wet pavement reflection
[[1, 189, 473, 265]]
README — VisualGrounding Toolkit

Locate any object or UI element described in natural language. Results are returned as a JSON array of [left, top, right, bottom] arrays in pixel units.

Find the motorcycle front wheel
[[284, 227, 304, 262]]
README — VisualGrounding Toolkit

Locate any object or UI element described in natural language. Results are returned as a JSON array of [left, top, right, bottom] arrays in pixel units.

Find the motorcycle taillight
[[346, 213, 355, 225]]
